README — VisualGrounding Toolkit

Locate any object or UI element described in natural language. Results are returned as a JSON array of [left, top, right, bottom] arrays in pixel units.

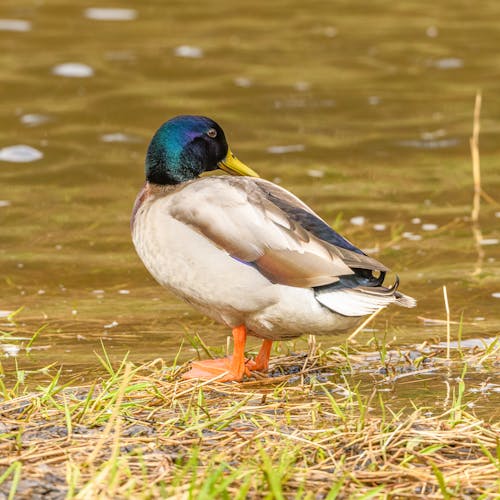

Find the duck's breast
[[132, 191, 275, 325]]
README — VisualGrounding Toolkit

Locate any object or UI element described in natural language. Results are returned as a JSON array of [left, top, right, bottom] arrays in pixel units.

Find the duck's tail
[[314, 275, 416, 317]]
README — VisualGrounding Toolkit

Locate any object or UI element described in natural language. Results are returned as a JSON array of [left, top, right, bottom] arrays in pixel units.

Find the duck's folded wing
[[169, 177, 388, 288]]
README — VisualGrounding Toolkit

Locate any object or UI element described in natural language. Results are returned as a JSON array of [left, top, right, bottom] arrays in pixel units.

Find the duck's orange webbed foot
[[246, 339, 273, 373], [182, 325, 249, 382], [183, 356, 249, 382]]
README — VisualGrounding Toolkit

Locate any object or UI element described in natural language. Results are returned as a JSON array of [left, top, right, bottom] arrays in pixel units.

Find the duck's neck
[[130, 181, 181, 232]]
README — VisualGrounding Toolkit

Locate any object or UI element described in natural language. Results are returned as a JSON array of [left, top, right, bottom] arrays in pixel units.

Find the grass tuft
[[0, 337, 498, 498]]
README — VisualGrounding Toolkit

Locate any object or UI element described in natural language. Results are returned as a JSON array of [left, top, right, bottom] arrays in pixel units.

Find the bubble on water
[[0, 19, 31, 31], [274, 99, 305, 109], [432, 58, 464, 69], [104, 320, 119, 329], [426, 26, 438, 37], [323, 26, 337, 37], [480, 238, 499, 246], [402, 232, 422, 241], [350, 216, 365, 226], [492, 292, 500, 299], [294, 81, 310, 92], [92, 289, 105, 295], [118, 289, 130, 295], [307, 169, 324, 178], [0, 200, 11, 207], [411, 217, 421, 224], [2, 344, 20, 357], [234, 77, 252, 88], [100, 133, 142, 143], [174, 45, 203, 58], [0, 145, 43, 162], [320, 99, 335, 108], [368, 96, 380, 106], [52, 63, 94, 78], [495, 212, 500, 218], [421, 129, 446, 140], [267, 144, 305, 154], [84, 8, 137, 21], [20, 114, 51, 127], [104, 51, 136, 62], [398, 138, 459, 149], [0, 310, 13, 318], [470, 383, 500, 395], [422, 223, 438, 231], [373, 224, 386, 231]]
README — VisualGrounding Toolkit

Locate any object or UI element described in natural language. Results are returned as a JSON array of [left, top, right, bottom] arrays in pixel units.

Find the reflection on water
[[0, 1, 498, 403]]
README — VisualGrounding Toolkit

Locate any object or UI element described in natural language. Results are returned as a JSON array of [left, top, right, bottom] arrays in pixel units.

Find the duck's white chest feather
[[132, 187, 274, 322]]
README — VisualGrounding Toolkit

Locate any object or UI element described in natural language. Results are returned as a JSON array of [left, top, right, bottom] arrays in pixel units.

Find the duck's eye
[[207, 128, 217, 138]]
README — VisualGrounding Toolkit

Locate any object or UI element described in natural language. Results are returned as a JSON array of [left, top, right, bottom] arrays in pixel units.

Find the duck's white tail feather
[[315, 287, 416, 317], [393, 292, 417, 309]]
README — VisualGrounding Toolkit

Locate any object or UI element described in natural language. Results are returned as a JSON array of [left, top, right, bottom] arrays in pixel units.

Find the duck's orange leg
[[183, 325, 248, 382], [246, 339, 273, 372]]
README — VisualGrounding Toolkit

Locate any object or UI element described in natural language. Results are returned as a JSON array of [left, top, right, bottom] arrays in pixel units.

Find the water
[[0, 1, 498, 404]]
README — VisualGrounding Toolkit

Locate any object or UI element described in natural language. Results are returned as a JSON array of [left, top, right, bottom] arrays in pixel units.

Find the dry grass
[[0, 340, 499, 499]]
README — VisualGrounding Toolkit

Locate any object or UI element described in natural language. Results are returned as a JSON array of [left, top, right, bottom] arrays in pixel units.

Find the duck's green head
[[145, 115, 259, 185]]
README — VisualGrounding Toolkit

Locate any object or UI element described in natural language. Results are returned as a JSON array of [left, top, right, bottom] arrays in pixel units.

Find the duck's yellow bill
[[218, 148, 260, 177]]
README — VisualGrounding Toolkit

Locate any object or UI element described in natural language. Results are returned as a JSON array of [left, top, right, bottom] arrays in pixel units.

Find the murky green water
[[1, 1, 499, 408]]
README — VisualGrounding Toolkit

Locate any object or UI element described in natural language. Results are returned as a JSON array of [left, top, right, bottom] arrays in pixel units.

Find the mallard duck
[[131, 115, 416, 381]]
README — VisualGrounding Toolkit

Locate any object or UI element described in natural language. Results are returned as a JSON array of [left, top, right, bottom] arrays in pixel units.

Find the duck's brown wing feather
[[169, 176, 388, 288]]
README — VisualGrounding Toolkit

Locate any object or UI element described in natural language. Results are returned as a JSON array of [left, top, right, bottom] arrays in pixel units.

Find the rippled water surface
[[1, 1, 499, 403]]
